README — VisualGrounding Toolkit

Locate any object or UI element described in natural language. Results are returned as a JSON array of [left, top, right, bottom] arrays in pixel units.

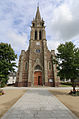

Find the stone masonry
[[15, 6, 60, 87]]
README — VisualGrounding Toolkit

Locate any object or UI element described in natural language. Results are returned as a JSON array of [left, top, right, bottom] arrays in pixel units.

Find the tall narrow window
[[35, 30, 37, 40], [42, 23, 44, 27], [49, 62, 51, 70], [39, 30, 42, 40]]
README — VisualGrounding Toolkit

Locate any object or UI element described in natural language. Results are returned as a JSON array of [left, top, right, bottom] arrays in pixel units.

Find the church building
[[15, 6, 60, 87]]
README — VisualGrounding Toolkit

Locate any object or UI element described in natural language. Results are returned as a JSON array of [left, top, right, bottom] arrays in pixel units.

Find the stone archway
[[34, 71, 42, 86]]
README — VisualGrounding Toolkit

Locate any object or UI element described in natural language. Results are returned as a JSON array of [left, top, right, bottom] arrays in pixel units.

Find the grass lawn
[[60, 82, 72, 87], [59, 84, 72, 87], [0, 89, 26, 118], [50, 89, 79, 118]]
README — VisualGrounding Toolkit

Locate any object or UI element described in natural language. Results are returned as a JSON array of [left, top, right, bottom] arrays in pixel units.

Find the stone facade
[[15, 7, 60, 87]]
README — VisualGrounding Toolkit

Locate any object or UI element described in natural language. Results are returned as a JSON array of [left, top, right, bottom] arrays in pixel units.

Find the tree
[[0, 43, 17, 87], [55, 42, 79, 92]]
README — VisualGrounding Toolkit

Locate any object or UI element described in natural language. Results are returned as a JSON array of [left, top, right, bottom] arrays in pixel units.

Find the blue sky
[[0, 0, 79, 68]]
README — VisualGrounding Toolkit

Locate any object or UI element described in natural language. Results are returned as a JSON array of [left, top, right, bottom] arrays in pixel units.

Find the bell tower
[[28, 6, 48, 86], [30, 6, 46, 41]]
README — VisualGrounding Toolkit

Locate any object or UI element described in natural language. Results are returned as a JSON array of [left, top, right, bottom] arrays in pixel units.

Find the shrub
[[0, 89, 4, 96], [69, 90, 79, 96]]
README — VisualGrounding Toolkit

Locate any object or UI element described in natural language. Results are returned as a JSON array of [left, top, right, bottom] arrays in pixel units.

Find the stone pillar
[[30, 28, 34, 40], [28, 40, 33, 86], [51, 50, 60, 86], [42, 29, 46, 40], [43, 39, 48, 85], [16, 50, 25, 86], [28, 59, 32, 86]]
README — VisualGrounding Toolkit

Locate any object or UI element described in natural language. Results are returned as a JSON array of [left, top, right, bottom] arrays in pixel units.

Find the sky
[[0, 0, 79, 69]]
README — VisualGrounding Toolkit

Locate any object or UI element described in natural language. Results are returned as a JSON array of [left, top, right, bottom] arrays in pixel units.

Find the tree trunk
[[71, 79, 76, 93]]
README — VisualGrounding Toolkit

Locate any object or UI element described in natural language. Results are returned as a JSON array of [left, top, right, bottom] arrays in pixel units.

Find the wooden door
[[34, 71, 42, 86]]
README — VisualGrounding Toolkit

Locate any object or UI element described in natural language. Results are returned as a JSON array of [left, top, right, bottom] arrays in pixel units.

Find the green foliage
[[0, 43, 17, 87], [55, 42, 79, 91], [56, 42, 79, 80], [0, 89, 4, 95]]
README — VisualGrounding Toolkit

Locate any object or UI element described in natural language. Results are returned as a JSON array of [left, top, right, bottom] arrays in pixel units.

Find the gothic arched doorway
[[34, 65, 42, 86]]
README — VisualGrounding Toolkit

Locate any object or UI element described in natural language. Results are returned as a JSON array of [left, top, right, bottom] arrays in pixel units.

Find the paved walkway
[[1, 89, 78, 119]]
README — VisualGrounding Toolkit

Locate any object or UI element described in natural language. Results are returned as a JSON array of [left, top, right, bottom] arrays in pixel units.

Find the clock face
[[36, 42, 40, 45]]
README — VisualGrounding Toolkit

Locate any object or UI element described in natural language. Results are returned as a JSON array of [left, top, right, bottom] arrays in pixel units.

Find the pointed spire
[[35, 6, 41, 20]]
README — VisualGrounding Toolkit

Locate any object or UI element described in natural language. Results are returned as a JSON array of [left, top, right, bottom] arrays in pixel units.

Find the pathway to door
[[1, 88, 78, 119]]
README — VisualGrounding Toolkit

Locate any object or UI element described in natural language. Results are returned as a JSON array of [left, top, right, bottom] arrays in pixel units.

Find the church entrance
[[34, 71, 42, 86]]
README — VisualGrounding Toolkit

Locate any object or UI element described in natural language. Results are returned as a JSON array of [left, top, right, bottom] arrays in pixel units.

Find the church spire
[[35, 6, 41, 20], [31, 5, 45, 29]]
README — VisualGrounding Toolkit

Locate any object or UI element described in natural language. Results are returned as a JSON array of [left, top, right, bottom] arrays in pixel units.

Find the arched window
[[25, 62, 28, 72], [35, 30, 37, 40], [34, 65, 42, 70], [39, 30, 42, 40]]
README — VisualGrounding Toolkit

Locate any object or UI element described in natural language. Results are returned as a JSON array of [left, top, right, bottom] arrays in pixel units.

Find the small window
[[36, 49, 40, 53], [25, 63, 27, 72]]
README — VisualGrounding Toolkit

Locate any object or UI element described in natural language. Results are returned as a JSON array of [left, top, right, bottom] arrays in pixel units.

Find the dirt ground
[[50, 89, 79, 118], [0, 89, 26, 118]]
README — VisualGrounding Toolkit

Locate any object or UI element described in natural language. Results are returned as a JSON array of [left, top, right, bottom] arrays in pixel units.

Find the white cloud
[[71, 35, 79, 48], [0, 0, 79, 68], [47, 39, 60, 51], [48, 0, 79, 48], [7, 31, 27, 53]]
